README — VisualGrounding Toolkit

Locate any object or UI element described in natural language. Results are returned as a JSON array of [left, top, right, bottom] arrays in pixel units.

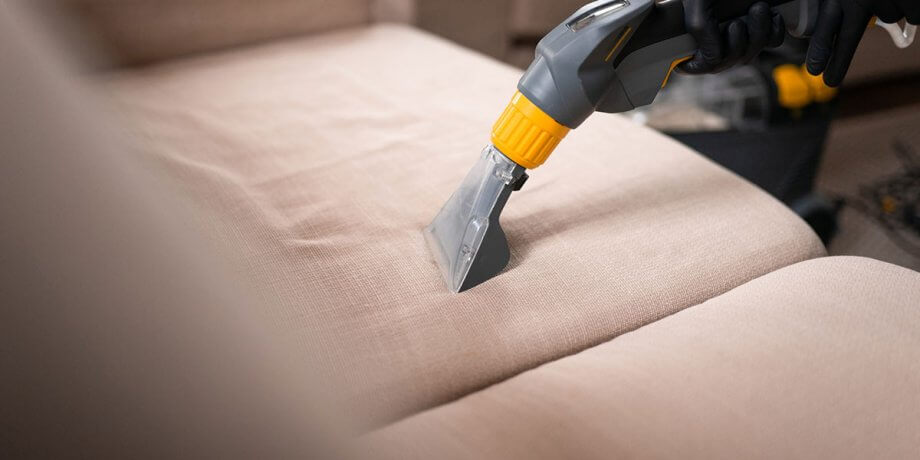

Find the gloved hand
[[680, 0, 787, 74], [807, 0, 920, 87]]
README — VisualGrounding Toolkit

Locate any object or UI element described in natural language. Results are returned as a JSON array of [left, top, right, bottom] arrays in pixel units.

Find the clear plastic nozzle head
[[424, 145, 526, 293]]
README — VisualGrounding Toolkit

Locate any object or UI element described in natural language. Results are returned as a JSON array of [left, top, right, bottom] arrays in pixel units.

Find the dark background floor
[[819, 79, 920, 270]]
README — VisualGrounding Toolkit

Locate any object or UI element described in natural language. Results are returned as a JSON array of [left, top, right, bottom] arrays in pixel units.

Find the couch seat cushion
[[364, 257, 920, 458], [106, 24, 824, 429]]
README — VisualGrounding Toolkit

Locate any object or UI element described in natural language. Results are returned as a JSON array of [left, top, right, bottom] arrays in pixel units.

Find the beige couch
[[5, 1, 920, 458]]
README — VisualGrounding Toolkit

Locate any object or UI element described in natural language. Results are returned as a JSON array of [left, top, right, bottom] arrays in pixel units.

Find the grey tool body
[[519, 0, 818, 128]]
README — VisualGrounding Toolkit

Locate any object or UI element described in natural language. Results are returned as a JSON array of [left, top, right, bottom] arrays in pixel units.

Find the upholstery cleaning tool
[[425, 0, 820, 293]]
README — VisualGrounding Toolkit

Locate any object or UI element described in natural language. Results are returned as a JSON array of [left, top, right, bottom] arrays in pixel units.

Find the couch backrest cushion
[[509, 0, 580, 36], [61, 0, 371, 66]]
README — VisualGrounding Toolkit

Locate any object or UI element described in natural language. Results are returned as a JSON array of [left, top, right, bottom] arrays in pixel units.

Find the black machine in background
[[664, 40, 840, 244], [671, 108, 837, 243], [665, 56, 920, 254]]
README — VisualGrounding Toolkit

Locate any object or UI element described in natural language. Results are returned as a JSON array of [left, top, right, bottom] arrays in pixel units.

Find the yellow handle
[[491, 92, 571, 169]]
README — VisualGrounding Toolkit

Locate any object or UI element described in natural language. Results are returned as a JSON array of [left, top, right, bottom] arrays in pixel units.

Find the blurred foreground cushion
[[363, 257, 920, 459], [106, 24, 825, 429], [2, 5, 335, 456]]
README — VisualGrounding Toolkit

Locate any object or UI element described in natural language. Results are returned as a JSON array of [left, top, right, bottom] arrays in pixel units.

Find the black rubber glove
[[680, 1, 787, 74], [806, 0, 920, 87]]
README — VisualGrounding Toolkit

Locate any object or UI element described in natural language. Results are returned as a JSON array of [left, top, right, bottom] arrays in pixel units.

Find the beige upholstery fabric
[[106, 25, 824, 429], [364, 257, 920, 459], [59, 0, 371, 65]]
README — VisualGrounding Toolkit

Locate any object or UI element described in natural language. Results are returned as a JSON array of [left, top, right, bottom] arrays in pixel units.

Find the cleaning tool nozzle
[[424, 145, 528, 293]]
